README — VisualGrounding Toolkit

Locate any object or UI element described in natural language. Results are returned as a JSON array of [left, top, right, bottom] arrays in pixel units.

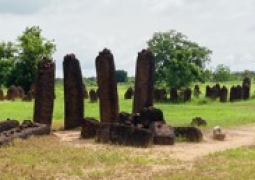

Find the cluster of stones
[[0, 85, 34, 102], [80, 49, 203, 147], [0, 119, 50, 146], [205, 77, 251, 103]]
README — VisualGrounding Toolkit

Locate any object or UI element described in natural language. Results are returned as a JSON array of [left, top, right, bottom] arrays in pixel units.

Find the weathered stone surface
[[183, 88, 192, 102], [33, 58, 55, 126], [96, 123, 153, 147], [17, 86, 25, 99], [191, 117, 207, 127], [137, 106, 165, 128], [150, 122, 174, 145], [219, 86, 228, 102], [0, 88, 4, 101], [154, 88, 167, 102], [242, 77, 251, 100], [63, 54, 84, 129], [0, 120, 20, 133], [96, 49, 119, 123], [80, 118, 99, 139], [229, 86, 236, 102], [194, 85, 200, 98], [124, 87, 133, 99], [6, 85, 20, 100], [174, 126, 203, 142], [170, 88, 178, 102], [236, 85, 243, 100], [89, 89, 98, 103], [205, 85, 211, 98], [22, 91, 33, 102], [0, 120, 51, 147], [133, 49, 155, 113]]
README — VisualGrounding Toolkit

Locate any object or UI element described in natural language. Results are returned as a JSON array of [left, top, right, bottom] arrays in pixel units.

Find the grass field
[[1, 81, 255, 128], [1, 81, 255, 179]]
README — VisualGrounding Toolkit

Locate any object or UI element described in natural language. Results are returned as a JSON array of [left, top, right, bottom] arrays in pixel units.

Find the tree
[[147, 30, 212, 89], [5, 26, 56, 92], [213, 64, 231, 82], [115, 70, 128, 83], [0, 41, 17, 86]]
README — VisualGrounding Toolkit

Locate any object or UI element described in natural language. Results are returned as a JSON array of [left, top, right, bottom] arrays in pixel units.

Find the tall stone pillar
[[63, 54, 84, 129], [133, 49, 155, 113], [33, 58, 55, 126], [96, 49, 119, 123]]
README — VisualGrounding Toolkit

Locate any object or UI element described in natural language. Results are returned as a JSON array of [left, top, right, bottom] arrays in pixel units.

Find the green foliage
[[213, 64, 231, 82], [147, 29, 212, 89], [0, 41, 17, 86], [115, 70, 128, 83], [5, 26, 56, 92]]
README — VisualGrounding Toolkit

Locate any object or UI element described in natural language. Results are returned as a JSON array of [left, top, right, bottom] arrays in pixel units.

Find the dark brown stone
[[174, 126, 203, 142], [124, 87, 133, 99], [236, 85, 243, 100], [149, 122, 175, 145], [96, 49, 119, 123], [242, 77, 251, 100], [33, 58, 55, 127], [0, 120, 20, 133], [219, 86, 228, 102], [137, 106, 165, 128], [183, 88, 192, 102], [89, 89, 98, 103], [154, 88, 167, 102], [0, 120, 50, 147], [229, 86, 237, 102], [80, 118, 99, 139], [170, 88, 178, 102], [96, 123, 153, 148], [205, 85, 211, 98], [191, 117, 207, 127], [6, 85, 20, 100], [63, 54, 84, 129], [22, 91, 33, 102], [17, 86, 25, 99], [194, 85, 201, 98], [0, 88, 4, 101], [133, 49, 155, 113]]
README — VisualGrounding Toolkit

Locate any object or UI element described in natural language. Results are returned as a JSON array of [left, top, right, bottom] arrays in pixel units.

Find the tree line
[[0, 27, 253, 93]]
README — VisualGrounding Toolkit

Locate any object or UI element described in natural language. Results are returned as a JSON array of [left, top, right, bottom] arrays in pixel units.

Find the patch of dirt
[[53, 124, 255, 163]]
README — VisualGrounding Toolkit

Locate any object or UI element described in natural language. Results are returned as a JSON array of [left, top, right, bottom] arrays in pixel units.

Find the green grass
[[1, 81, 255, 128], [1, 81, 255, 179]]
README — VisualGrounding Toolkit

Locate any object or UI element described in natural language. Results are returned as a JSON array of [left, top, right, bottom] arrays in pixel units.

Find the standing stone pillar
[[133, 49, 155, 113], [96, 49, 119, 123], [63, 54, 84, 129], [33, 58, 55, 126], [242, 77, 251, 100]]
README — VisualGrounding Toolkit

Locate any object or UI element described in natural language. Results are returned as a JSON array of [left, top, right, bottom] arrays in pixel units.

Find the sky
[[1, 0, 255, 77]]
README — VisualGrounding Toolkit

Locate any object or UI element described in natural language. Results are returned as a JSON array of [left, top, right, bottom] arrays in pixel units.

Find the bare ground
[[53, 124, 255, 163]]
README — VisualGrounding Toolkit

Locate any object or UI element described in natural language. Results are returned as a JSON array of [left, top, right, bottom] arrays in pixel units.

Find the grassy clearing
[[1, 81, 255, 179], [1, 81, 255, 128]]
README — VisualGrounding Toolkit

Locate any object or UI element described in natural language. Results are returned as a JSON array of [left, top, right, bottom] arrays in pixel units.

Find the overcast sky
[[1, 0, 255, 77]]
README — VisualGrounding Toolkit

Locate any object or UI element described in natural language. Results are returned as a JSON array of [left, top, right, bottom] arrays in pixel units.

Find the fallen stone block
[[96, 123, 153, 148], [150, 122, 174, 145], [0, 119, 20, 133], [80, 118, 100, 139], [174, 126, 203, 142]]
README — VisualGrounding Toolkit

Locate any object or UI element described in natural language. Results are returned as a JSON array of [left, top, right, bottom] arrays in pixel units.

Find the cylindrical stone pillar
[[133, 49, 155, 113], [33, 58, 55, 126], [63, 54, 84, 129], [96, 49, 119, 123]]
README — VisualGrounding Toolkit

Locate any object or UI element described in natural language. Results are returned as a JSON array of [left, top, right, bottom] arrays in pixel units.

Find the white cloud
[[0, 0, 255, 77]]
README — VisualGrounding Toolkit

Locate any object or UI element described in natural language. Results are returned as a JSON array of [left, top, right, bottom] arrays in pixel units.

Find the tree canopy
[[1, 26, 56, 92], [213, 64, 231, 82], [115, 70, 128, 83], [147, 30, 212, 89]]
